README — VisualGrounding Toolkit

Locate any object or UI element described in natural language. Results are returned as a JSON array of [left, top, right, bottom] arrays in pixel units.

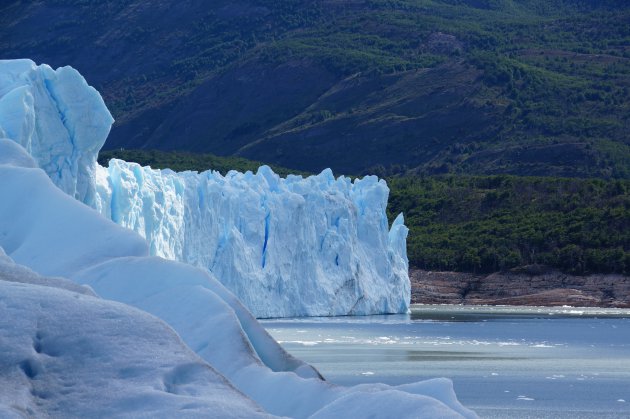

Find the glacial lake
[[261, 305, 630, 418]]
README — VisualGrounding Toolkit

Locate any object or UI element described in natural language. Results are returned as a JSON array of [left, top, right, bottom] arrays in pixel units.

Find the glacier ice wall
[[0, 59, 113, 203], [95, 160, 410, 317], [0, 59, 410, 318]]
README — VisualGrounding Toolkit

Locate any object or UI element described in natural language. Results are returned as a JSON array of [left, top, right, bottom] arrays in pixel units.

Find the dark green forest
[[387, 175, 629, 275], [98, 149, 305, 177], [99, 149, 630, 276]]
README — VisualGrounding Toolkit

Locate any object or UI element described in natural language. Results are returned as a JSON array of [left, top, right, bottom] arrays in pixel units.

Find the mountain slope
[[2, 0, 629, 176]]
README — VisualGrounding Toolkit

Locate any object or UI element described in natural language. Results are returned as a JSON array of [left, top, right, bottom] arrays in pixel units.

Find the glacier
[[0, 137, 476, 418], [0, 59, 112, 204], [0, 59, 410, 318], [0, 248, 271, 419]]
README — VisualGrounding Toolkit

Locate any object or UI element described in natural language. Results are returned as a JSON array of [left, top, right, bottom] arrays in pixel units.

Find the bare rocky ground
[[410, 266, 630, 308]]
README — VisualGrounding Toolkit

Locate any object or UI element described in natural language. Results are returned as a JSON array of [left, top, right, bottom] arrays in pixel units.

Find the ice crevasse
[[0, 59, 410, 318]]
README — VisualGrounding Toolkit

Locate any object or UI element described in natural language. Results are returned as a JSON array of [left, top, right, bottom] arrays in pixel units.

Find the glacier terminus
[[0, 59, 410, 318]]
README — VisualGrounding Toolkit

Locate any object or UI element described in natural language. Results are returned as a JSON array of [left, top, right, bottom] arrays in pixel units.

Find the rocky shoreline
[[410, 266, 630, 308]]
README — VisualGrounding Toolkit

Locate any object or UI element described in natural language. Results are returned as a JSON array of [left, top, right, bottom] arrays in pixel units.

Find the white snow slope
[[0, 59, 409, 318], [0, 249, 271, 419], [0, 138, 476, 418]]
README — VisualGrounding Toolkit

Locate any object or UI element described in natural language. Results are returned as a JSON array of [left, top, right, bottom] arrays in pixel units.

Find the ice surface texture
[[0, 139, 475, 418], [0, 59, 112, 204], [0, 253, 270, 419], [0, 59, 410, 318]]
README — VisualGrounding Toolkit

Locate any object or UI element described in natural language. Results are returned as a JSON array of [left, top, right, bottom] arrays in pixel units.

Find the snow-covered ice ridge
[[0, 59, 410, 318], [0, 248, 271, 419]]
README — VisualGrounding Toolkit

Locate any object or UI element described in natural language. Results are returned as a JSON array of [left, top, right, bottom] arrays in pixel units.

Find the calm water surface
[[261, 305, 630, 418]]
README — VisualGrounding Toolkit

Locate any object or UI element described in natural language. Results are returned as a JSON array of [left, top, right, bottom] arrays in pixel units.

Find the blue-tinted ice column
[[0, 59, 113, 204]]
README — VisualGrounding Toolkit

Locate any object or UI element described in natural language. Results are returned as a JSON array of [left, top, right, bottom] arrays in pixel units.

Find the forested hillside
[[2, 0, 629, 177], [99, 149, 630, 276], [387, 175, 629, 275]]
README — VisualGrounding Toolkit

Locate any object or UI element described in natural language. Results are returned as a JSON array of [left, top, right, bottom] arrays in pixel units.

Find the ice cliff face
[[0, 59, 410, 318], [95, 161, 410, 317], [0, 59, 112, 203]]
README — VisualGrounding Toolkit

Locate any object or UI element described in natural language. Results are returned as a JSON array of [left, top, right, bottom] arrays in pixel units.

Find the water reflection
[[405, 350, 525, 362], [411, 305, 630, 322]]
